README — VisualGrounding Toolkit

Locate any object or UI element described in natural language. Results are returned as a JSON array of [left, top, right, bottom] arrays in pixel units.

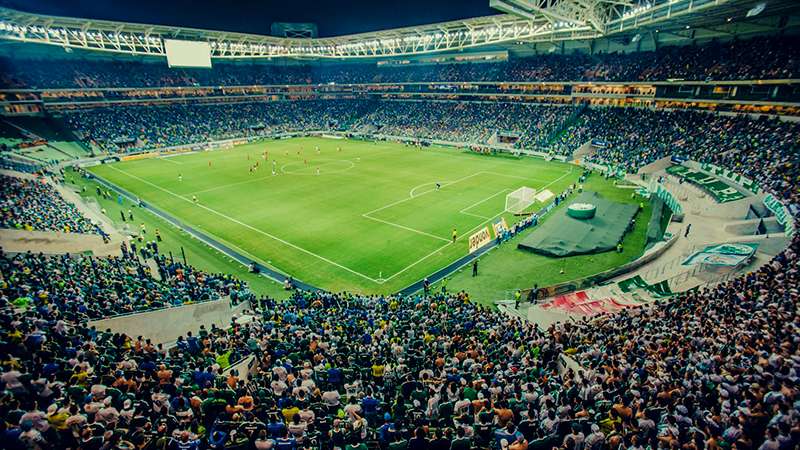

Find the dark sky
[[2, 0, 498, 37]]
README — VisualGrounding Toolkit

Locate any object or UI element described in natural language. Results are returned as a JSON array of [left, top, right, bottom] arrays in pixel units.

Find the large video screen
[[164, 39, 212, 68]]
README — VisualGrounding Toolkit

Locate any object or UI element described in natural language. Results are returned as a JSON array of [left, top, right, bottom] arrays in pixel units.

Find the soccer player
[[192, 195, 198, 204], [436, 183, 441, 190], [452, 228, 457, 243], [178, 174, 183, 182], [208, 161, 212, 168], [316, 167, 320, 176]]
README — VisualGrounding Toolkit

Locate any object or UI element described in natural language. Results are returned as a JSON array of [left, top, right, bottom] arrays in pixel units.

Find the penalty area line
[[361, 213, 452, 243]]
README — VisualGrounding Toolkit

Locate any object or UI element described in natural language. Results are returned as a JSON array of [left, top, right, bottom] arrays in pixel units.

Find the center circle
[[280, 159, 355, 175]]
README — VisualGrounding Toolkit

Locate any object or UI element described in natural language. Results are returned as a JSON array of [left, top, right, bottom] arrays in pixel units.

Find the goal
[[505, 187, 537, 214]]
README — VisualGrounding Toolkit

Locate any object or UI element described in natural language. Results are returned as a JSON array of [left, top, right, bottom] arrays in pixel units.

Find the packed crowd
[[0, 174, 98, 234], [0, 247, 252, 320], [2, 35, 798, 89], [63, 101, 372, 153], [62, 100, 575, 154], [557, 107, 800, 206], [1, 234, 798, 449], [352, 101, 575, 149], [60, 99, 800, 212], [0, 32, 798, 449]]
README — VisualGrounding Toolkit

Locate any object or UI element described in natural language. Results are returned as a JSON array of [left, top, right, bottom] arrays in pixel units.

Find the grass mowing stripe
[[106, 164, 382, 284], [91, 138, 584, 293]]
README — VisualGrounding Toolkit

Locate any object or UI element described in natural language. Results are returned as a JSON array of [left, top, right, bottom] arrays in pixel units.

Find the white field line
[[192, 174, 277, 195], [361, 214, 452, 243], [368, 167, 576, 281], [460, 166, 575, 238], [106, 165, 381, 284], [460, 211, 492, 220], [159, 157, 183, 165], [382, 241, 453, 282], [459, 188, 510, 216], [386, 166, 577, 285], [368, 171, 487, 217]]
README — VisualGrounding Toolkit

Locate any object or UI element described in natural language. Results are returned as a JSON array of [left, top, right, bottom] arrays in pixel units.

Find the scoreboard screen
[[164, 39, 212, 68]]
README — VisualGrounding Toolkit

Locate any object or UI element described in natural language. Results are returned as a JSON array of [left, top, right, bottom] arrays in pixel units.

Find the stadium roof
[[0, 0, 797, 59]]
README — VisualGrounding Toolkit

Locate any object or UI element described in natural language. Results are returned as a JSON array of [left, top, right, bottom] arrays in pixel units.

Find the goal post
[[505, 187, 537, 214]]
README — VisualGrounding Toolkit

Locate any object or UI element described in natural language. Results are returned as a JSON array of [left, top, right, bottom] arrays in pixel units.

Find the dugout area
[[518, 191, 640, 257]]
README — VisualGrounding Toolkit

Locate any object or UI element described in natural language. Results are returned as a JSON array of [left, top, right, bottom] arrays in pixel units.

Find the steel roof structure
[[0, 0, 797, 59]]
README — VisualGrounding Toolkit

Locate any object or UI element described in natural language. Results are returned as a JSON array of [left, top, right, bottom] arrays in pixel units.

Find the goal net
[[505, 187, 537, 214]]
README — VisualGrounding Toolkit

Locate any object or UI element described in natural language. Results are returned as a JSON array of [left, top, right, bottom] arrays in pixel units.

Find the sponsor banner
[[666, 165, 746, 203], [468, 227, 493, 254], [159, 148, 193, 157], [492, 217, 509, 237], [682, 243, 758, 267], [648, 181, 682, 214], [591, 139, 608, 148], [764, 194, 796, 237], [120, 152, 158, 162], [700, 162, 760, 194], [670, 155, 689, 164]]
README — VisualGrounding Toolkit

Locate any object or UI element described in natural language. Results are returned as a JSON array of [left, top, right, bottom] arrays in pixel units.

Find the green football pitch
[[89, 137, 581, 293]]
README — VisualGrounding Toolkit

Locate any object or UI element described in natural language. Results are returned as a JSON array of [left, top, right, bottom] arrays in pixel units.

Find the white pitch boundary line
[[382, 241, 452, 282], [459, 188, 510, 217], [159, 157, 183, 165], [367, 171, 486, 217], [383, 166, 578, 284], [366, 167, 576, 281], [192, 174, 276, 195], [361, 214, 452, 243], [106, 165, 382, 284], [460, 211, 492, 220], [460, 166, 576, 238]]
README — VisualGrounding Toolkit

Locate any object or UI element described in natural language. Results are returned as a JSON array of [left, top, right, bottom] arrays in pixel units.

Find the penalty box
[[362, 171, 537, 242]]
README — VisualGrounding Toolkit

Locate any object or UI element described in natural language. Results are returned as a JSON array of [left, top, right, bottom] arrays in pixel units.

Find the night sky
[[2, 0, 498, 37]]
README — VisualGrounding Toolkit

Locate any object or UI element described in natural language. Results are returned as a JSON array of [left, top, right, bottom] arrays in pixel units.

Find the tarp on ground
[[518, 191, 639, 257]]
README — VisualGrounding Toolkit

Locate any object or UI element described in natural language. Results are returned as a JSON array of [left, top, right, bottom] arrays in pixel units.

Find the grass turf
[[443, 177, 653, 303], [87, 137, 581, 294], [65, 170, 290, 300]]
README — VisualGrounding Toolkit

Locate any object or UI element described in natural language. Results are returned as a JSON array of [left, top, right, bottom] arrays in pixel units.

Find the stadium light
[[747, 2, 766, 17]]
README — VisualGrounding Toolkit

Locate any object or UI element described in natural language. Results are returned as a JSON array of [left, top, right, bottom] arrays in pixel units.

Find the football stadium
[[0, 0, 798, 447]]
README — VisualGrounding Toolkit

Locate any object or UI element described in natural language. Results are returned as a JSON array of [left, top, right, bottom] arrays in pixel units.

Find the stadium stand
[[0, 236, 798, 448], [0, 248, 252, 319], [2, 35, 799, 88], [0, 5, 799, 450], [0, 174, 99, 234], [57, 101, 800, 211]]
